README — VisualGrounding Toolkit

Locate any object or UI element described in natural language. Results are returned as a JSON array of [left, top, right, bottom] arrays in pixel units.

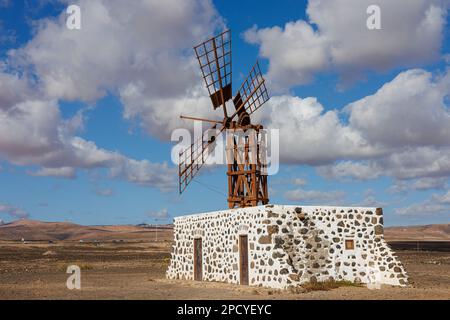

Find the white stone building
[[166, 205, 408, 289]]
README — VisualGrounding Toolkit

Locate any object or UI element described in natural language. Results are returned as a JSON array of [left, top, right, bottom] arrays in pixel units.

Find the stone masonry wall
[[166, 205, 408, 289]]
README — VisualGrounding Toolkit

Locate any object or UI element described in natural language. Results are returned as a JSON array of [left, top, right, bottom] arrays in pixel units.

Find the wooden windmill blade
[[178, 123, 225, 194], [232, 61, 270, 118], [194, 30, 232, 112]]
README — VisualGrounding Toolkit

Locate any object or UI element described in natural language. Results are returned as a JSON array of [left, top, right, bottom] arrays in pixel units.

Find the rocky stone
[[297, 212, 306, 221], [272, 252, 285, 259], [289, 274, 300, 281], [274, 236, 285, 249], [374, 225, 383, 235], [258, 235, 271, 244], [267, 211, 279, 218], [267, 225, 279, 236]]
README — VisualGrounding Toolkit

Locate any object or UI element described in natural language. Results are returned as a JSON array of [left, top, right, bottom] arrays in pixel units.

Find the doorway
[[194, 238, 202, 281], [239, 235, 249, 285]]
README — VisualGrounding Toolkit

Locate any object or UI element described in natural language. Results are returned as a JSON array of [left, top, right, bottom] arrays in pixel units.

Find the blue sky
[[0, 0, 449, 226]]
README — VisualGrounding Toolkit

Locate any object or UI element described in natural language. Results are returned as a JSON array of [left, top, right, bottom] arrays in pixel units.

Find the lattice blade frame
[[178, 124, 225, 193], [233, 61, 269, 116], [194, 30, 232, 109]]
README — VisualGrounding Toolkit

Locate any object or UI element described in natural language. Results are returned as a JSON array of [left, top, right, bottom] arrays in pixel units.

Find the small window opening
[[345, 239, 355, 250]]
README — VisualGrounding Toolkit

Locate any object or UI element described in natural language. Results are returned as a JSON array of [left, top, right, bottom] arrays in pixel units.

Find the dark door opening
[[239, 235, 249, 285], [194, 238, 202, 281]]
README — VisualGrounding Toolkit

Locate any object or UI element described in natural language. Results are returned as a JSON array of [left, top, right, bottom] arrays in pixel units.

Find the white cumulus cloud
[[0, 0, 222, 190], [245, 0, 449, 90]]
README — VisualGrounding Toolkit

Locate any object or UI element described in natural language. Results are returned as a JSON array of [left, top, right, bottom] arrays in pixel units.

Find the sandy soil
[[0, 239, 448, 300]]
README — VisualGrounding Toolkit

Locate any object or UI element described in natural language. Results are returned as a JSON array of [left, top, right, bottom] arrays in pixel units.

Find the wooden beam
[[180, 115, 222, 124]]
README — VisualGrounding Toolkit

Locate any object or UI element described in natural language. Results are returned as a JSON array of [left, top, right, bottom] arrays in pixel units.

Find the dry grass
[[162, 257, 171, 264], [301, 280, 361, 292]]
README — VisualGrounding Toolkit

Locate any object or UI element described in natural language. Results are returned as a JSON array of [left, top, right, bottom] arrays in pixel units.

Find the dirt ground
[[0, 240, 448, 300]]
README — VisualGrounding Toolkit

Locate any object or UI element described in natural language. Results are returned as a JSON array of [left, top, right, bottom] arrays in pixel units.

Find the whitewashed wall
[[166, 205, 408, 289]]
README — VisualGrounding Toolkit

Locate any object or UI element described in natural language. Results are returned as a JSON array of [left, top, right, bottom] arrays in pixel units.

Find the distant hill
[[0, 219, 173, 241], [384, 223, 450, 241], [0, 219, 448, 242]]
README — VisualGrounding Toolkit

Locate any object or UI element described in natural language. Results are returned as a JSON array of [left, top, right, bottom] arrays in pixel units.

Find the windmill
[[179, 29, 270, 209]]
